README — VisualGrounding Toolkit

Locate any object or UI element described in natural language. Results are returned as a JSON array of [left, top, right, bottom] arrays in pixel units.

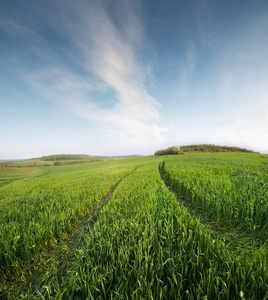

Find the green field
[[0, 153, 267, 299], [0, 154, 142, 169]]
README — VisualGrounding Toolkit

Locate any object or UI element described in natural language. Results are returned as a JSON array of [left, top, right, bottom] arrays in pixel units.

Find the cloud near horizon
[[12, 0, 166, 141]]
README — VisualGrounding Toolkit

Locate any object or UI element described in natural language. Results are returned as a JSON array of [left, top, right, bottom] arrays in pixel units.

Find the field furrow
[[159, 160, 267, 252], [160, 153, 268, 240], [0, 160, 143, 284], [2, 165, 143, 298], [14, 159, 267, 299], [0, 154, 267, 299]]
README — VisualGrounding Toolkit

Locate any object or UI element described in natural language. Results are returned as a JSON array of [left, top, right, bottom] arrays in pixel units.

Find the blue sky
[[1, 0, 268, 159]]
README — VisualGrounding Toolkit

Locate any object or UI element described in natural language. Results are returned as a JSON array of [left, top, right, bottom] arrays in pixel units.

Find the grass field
[[0, 153, 267, 299], [0, 167, 44, 188]]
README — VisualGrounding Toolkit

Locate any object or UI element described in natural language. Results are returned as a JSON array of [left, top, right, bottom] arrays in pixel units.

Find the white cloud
[[19, 0, 166, 140]]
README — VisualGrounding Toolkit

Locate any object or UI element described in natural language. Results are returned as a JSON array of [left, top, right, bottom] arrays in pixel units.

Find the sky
[[1, 0, 268, 159]]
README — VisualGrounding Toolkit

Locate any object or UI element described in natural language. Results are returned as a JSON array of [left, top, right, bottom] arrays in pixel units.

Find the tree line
[[155, 144, 256, 155], [40, 154, 93, 161]]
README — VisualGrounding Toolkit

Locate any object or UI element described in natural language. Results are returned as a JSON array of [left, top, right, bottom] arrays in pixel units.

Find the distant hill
[[40, 154, 92, 161], [39, 154, 142, 161], [0, 154, 142, 167], [155, 144, 256, 155], [94, 155, 142, 160]]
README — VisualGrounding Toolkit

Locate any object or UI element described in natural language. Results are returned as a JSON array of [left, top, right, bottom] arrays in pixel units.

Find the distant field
[[0, 167, 42, 178], [0, 166, 43, 188], [0, 154, 142, 169], [0, 153, 267, 299]]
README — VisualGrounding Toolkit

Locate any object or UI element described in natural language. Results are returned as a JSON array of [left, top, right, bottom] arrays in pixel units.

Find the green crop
[[0, 153, 267, 299], [0, 159, 145, 280], [161, 153, 268, 237]]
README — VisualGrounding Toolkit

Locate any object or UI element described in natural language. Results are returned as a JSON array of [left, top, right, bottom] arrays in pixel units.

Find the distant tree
[[155, 146, 184, 156]]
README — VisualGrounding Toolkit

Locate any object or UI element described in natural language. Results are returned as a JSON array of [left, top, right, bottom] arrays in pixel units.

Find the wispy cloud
[[190, 0, 215, 46], [179, 40, 196, 93], [16, 0, 166, 140]]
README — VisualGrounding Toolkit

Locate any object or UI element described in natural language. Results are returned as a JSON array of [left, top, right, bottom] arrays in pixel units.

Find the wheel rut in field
[[5, 165, 143, 297], [158, 161, 267, 252], [36, 169, 52, 177], [54, 165, 143, 260]]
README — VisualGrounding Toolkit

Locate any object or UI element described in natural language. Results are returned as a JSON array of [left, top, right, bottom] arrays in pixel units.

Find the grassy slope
[[0, 154, 142, 168], [0, 153, 267, 299], [162, 152, 268, 235], [0, 155, 143, 187], [0, 157, 157, 282], [0, 166, 44, 188]]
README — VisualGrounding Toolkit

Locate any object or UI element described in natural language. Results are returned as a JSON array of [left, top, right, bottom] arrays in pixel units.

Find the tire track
[[3, 165, 143, 298], [54, 164, 143, 262], [158, 160, 267, 251], [36, 169, 52, 177]]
